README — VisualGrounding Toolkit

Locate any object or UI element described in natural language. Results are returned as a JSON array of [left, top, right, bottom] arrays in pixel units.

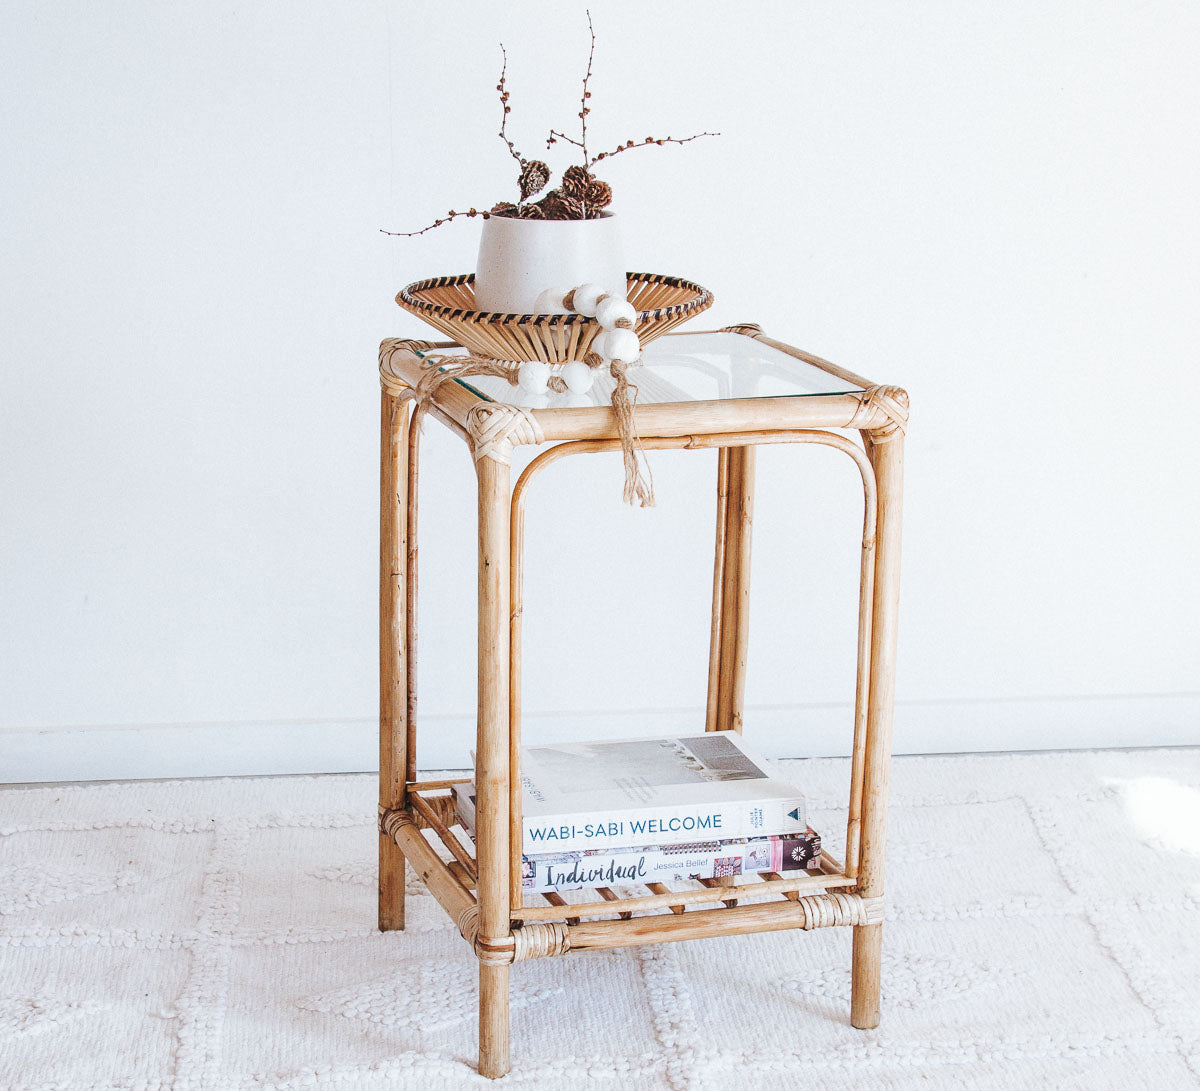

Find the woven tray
[[396, 272, 713, 363]]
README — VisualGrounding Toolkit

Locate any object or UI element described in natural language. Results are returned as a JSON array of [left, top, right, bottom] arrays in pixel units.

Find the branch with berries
[[381, 11, 716, 237]]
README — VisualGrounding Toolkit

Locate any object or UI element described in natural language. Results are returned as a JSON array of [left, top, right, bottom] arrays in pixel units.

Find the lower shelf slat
[[595, 887, 632, 920], [541, 890, 580, 926], [698, 876, 739, 908], [645, 882, 686, 914], [512, 868, 853, 922]]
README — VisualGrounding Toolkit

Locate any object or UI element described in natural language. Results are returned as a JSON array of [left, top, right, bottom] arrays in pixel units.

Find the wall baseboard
[[3, 692, 1197, 784]]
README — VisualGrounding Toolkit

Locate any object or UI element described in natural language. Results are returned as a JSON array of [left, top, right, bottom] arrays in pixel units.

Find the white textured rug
[[2, 749, 1199, 1090]]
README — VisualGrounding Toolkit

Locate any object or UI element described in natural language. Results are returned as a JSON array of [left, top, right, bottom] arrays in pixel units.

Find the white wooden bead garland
[[532, 287, 571, 315], [416, 294, 655, 505], [567, 282, 606, 318], [516, 282, 642, 397], [560, 360, 594, 393], [516, 359, 551, 393]]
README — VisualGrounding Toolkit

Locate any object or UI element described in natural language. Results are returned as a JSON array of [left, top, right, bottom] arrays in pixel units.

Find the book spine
[[522, 796, 807, 855], [452, 782, 475, 831], [520, 830, 822, 893]]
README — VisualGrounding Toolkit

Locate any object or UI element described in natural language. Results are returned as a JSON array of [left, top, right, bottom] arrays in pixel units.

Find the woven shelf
[[386, 787, 867, 939]]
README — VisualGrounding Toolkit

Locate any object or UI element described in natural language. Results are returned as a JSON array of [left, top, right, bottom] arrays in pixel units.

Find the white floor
[[1, 749, 1198, 1089]]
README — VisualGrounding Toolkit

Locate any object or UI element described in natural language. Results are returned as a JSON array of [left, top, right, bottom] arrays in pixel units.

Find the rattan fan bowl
[[396, 272, 713, 363]]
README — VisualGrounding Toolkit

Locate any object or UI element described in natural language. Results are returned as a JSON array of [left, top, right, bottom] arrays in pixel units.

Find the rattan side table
[[375, 325, 908, 1078]]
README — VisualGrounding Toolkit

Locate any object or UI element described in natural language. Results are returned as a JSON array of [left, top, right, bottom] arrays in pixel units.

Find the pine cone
[[535, 193, 585, 220], [561, 164, 593, 198], [517, 202, 545, 219], [489, 201, 518, 218], [538, 198, 569, 220], [583, 178, 612, 209], [518, 159, 550, 201]]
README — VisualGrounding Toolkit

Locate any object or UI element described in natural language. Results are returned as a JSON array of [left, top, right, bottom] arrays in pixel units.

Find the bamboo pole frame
[[565, 892, 883, 953], [378, 391, 411, 933], [380, 808, 475, 927], [850, 430, 904, 1030], [377, 327, 906, 1079], [713, 445, 756, 734], [380, 336, 903, 442], [705, 448, 731, 731], [476, 456, 512, 1079], [509, 427, 878, 893], [404, 405, 424, 786]]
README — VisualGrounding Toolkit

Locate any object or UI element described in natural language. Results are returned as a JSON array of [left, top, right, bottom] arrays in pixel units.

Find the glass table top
[[417, 331, 862, 409]]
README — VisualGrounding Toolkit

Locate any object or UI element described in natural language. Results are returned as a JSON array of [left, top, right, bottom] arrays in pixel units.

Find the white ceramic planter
[[474, 212, 626, 313]]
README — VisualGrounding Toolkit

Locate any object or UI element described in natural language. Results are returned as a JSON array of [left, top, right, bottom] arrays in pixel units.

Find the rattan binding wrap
[[396, 272, 713, 363]]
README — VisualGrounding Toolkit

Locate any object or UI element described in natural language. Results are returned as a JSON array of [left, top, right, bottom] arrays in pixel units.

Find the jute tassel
[[607, 358, 654, 507], [417, 355, 518, 400], [415, 355, 571, 401], [416, 353, 654, 506]]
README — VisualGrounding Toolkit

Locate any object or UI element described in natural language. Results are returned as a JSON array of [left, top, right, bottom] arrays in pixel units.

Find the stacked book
[[453, 732, 822, 893]]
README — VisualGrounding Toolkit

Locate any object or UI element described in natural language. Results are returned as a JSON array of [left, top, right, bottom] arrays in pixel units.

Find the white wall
[[3, 1, 1198, 782]]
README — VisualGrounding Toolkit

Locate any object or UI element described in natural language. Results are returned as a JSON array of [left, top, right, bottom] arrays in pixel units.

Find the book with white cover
[[517, 832, 823, 893], [470, 733, 808, 855], [453, 782, 822, 892]]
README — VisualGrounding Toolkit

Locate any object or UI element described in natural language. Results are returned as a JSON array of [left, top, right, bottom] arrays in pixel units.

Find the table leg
[[851, 432, 903, 1029], [476, 456, 512, 1079], [705, 449, 730, 731], [709, 445, 756, 733], [405, 407, 424, 786], [379, 392, 411, 931]]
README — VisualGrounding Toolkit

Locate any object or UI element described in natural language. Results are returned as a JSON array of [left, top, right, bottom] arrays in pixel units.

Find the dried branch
[[380, 208, 486, 237], [590, 131, 719, 168], [578, 10, 597, 165], [546, 128, 585, 151], [496, 45, 524, 166], [383, 14, 716, 236]]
